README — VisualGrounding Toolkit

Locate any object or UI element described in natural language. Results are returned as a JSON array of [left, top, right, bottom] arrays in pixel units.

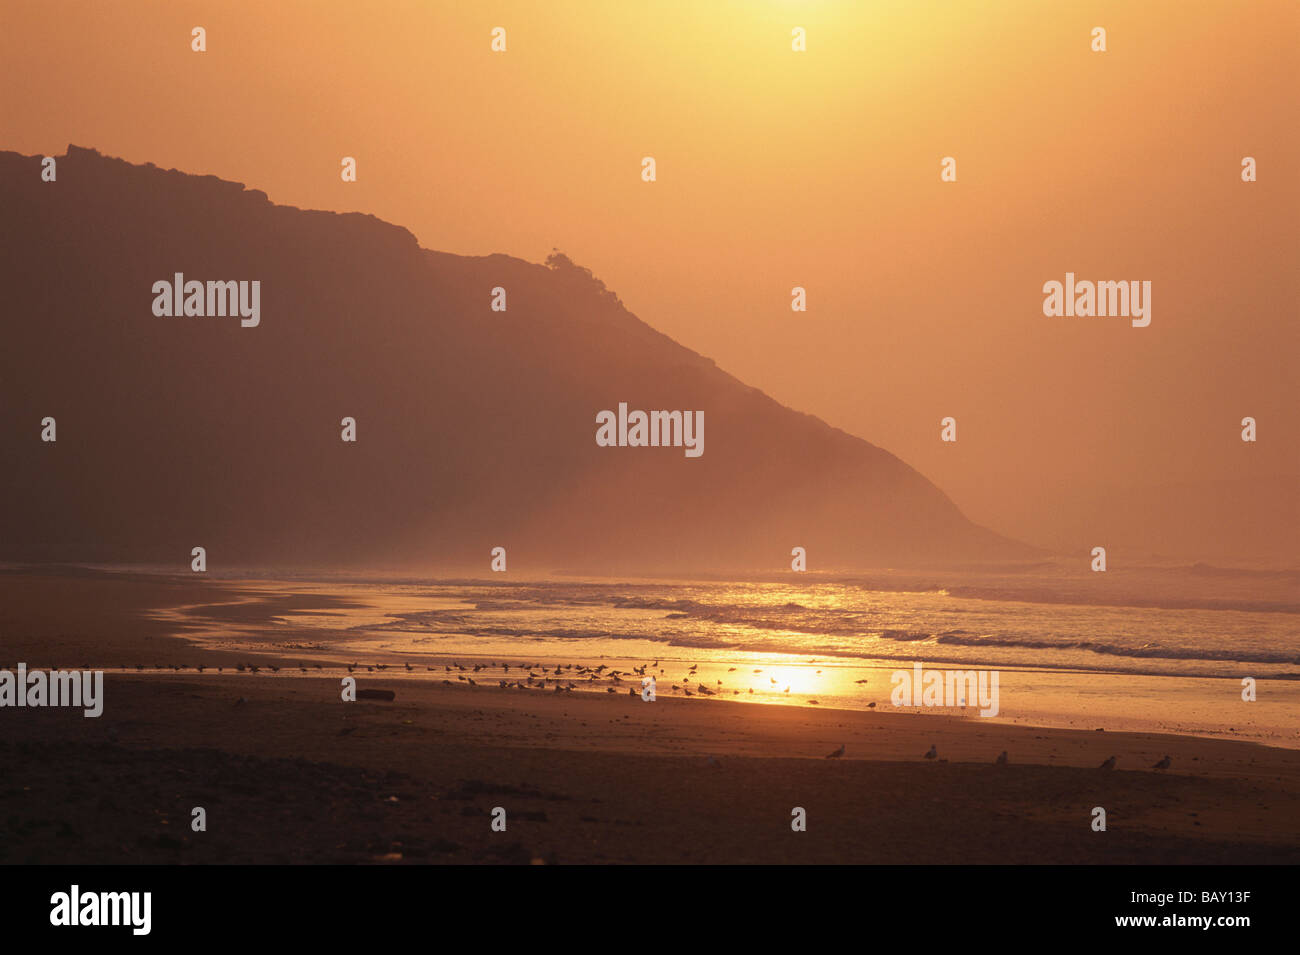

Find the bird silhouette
[[1152, 755, 1171, 770], [825, 743, 845, 759], [1099, 755, 1117, 770], [923, 745, 937, 759], [995, 751, 1008, 765]]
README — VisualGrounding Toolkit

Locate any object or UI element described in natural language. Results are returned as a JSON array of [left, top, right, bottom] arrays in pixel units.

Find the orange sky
[[3, 0, 1296, 560]]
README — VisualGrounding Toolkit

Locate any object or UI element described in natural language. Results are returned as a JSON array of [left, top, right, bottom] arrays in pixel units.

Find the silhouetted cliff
[[0, 146, 1028, 573]]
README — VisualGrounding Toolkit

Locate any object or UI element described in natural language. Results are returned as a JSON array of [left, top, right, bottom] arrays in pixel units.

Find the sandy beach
[[2, 569, 1298, 865]]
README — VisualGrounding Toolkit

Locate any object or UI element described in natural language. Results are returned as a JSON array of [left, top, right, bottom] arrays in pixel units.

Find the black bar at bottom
[[1, 863, 1283, 941]]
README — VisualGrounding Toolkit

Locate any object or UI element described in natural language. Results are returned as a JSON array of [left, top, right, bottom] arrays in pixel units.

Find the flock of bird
[[64, 659, 1176, 772], [78, 658, 808, 699], [412, 659, 816, 699]]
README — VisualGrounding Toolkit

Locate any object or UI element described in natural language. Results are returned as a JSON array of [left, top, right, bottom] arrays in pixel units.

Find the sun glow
[[747, 664, 821, 697]]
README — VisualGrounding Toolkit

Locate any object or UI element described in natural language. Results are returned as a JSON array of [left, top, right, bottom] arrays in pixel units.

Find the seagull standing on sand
[[825, 744, 845, 759], [1152, 755, 1171, 770], [924, 745, 937, 760], [1099, 755, 1117, 770]]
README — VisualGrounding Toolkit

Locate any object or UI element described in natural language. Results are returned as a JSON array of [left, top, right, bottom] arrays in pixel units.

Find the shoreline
[[3, 569, 1298, 751], [3, 570, 1299, 863]]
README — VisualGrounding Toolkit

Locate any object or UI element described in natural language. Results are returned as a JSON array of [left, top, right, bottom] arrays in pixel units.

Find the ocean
[[151, 570, 1300, 748]]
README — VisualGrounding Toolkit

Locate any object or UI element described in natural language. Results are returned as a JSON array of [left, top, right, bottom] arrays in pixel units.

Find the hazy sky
[[3, 0, 1296, 558]]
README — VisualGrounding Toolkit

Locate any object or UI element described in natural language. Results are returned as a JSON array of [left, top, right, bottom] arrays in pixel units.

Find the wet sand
[[2, 569, 1298, 864]]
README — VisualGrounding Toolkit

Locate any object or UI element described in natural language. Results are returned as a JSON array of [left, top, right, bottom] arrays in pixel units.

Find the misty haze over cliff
[[1, 146, 1026, 573]]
